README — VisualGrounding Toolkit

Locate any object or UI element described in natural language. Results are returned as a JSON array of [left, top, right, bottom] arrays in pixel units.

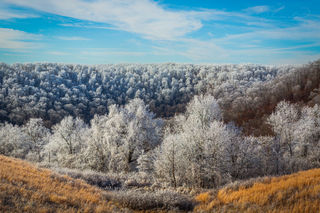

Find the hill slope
[[195, 168, 320, 213], [1, 154, 320, 212], [0, 63, 293, 125], [0, 155, 119, 212]]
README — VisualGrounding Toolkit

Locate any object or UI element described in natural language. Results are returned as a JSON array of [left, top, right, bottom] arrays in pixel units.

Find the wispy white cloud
[[244, 6, 270, 14], [57, 36, 90, 41], [60, 12, 320, 64], [0, 28, 41, 50], [274, 6, 285, 13], [271, 42, 320, 51], [60, 23, 122, 31], [0, 9, 38, 19], [0, 3, 38, 19], [179, 39, 227, 61], [81, 49, 146, 56], [150, 15, 320, 64], [215, 17, 320, 44], [5, 0, 208, 40], [161, 41, 319, 64], [4, 0, 277, 40], [2, 0, 320, 64], [47, 51, 70, 55]]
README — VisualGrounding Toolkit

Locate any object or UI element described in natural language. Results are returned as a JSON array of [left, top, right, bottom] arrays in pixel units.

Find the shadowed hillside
[[0, 155, 120, 212], [195, 168, 320, 212], [219, 59, 320, 136]]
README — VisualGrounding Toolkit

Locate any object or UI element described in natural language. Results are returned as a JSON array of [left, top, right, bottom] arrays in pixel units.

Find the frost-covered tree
[[124, 99, 164, 160], [180, 95, 225, 187], [22, 118, 50, 162], [154, 133, 185, 188], [266, 101, 320, 173], [84, 99, 163, 172], [155, 95, 229, 188], [293, 104, 320, 169], [268, 101, 299, 157], [45, 116, 88, 168], [137, 150, 155, 175], [0, 123, 30, 158], [82, 114, 110, 172], [185, 120, 228, 187], [267, 101, 300, 173], [219, 124, 261, 179]]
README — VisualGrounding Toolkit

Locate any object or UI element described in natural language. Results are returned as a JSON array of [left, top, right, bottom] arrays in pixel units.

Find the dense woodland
[[1, 60, 320, 190], [0, 63, 295, 126]]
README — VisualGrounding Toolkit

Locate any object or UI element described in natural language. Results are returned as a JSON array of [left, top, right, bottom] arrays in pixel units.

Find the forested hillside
[[0, 62, 295, 126], [219, 59, 320, 135], [2, 88, 320, 189]]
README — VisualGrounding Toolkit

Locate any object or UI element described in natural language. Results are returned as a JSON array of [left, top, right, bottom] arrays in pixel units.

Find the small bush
[[53, 167, 154, 190], [54, 168, 122, 189], [105, 189, 195, 211]]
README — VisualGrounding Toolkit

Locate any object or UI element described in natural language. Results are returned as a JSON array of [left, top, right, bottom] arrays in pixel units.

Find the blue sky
[[0, 0, 320, 64]]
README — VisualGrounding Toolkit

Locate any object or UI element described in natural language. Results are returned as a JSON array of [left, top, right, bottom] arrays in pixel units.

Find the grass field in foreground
[[2, 153, 320, 213], [0, 155, 120, 212], [195, 169, 320, 213]]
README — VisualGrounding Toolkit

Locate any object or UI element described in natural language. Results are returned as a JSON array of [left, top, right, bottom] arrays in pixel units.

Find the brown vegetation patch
[[195, 168, 320, 212], [0, 155, 119, 212]]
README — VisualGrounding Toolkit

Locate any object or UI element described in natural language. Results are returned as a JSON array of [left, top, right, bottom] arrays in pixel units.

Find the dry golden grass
[[195, 169, 320, 213], [195, 192, 211, 203], [0, 155, 120, 212], [5, 153, 319, 213]]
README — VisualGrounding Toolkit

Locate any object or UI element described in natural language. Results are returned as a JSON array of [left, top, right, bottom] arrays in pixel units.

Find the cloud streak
[[80, 49, 146, 56], [57, 36, 90, 41], [0, 28, 41, 50], [244, 6, 270, 14], [0, 9, 38, 19], [48, 51, 70, 56], [5, 0, 208, 40], [0, 3, 38, 20]]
